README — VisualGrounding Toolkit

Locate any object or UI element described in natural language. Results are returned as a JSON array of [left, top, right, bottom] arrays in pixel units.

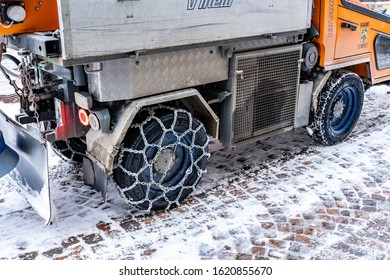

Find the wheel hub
[[333, 99, 345, 119], [153, 148, 176, 174]]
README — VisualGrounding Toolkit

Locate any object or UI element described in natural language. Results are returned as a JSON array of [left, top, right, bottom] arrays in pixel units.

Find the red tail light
[[78, 108, 90, 126]]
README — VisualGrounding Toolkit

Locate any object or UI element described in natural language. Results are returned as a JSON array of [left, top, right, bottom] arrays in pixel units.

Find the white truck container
[[56, 0, 312, 62]]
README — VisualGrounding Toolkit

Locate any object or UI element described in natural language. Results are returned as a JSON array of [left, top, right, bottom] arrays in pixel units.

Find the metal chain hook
[[0, 44, 41, 130], [19, 52, 42, 130], [0, 42, 23, 97]]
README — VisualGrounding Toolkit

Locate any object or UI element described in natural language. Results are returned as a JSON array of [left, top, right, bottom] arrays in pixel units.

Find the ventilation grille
[[234, 47, 301, 143]]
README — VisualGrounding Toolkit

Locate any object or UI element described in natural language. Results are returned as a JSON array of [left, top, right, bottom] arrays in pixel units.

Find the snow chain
[[56, 139, 85, 161], [115, 106, 210, 211]]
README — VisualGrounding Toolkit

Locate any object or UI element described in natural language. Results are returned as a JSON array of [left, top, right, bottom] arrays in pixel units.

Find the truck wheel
[[308, 70, 364, 145], [51, 137, 86, 163], [113, 106, 210, 211]]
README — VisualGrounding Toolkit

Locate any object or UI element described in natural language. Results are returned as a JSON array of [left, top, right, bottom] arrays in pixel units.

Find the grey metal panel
[[47, 31, 306, 67], [323, 58, 371, 71], [87, 47, 229, 101], [6, 34, 60, 57], [229, 33, 305, 53], [57, 0, 312, 60], [233, 45, 302, 144], [295, 82, 314, 128]]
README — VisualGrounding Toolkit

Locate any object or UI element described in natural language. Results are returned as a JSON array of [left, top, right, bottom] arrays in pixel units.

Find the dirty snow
[[0, 77, 389, 260]]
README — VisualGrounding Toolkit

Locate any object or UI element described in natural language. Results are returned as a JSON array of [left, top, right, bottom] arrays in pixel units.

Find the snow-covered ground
[[0, 78, 389, 260]]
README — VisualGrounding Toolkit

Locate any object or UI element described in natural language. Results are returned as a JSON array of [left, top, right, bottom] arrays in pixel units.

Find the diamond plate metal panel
[[233, 45, 302, 144], [87, 47, 228, 102]]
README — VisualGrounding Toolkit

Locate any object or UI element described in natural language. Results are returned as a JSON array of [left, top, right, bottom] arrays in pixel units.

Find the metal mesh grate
[[234, 47, 301, 143]]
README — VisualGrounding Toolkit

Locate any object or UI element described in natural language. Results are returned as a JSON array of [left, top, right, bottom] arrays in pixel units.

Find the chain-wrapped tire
[[47, 121, 86, 163], [308, 70, 364, 146], [113, 106, 210, 211], [51, 137, 86, 163]]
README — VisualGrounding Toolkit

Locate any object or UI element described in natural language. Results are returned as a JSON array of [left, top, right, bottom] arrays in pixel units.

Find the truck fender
[[85, 88, 219, 177], [311, 71, 333, 112]]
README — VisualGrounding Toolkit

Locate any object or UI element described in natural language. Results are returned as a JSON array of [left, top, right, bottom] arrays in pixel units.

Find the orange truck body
[[0, 0, 58, 35], [313, 0, 390, 84]]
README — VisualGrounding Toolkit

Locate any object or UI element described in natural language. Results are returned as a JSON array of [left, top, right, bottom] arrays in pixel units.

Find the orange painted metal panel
[[334, 17, 371, 59], [313, 0, 338, 66], [314, 0, 390, 84], [0, 0, 59, 35]]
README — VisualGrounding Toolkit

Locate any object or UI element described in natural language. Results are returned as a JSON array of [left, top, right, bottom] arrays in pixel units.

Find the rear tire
[[308, 70, 364, 145], [51, 137, 86, 163], [113, 106, 209, 212]]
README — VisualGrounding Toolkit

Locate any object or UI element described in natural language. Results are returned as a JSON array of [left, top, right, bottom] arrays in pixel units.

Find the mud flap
[[83, 156, 108, 202], [0, 110, 55, 225]]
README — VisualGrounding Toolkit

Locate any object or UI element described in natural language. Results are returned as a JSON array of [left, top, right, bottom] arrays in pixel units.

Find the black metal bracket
[[0, 1, 25, 24], [83, 157, 108, 202], [341, 22, 357, 31]]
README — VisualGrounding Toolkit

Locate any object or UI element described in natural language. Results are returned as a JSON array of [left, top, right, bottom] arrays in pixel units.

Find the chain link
[[0, 46, 41, 130], [55, 139, 85, 161], [115, 106, 210, 211], [0, 43, 23, 97], [21, 56, 43, 130]]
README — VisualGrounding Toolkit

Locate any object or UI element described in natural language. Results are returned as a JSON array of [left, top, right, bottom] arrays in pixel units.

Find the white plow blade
[[0, 110, 55, 225]]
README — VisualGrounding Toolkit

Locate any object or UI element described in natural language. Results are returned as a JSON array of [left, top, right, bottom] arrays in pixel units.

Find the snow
[[0, 82, 389, 260]]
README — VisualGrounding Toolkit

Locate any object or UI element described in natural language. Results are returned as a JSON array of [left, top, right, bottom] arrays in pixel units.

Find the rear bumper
[[0, 109, 55, 224]]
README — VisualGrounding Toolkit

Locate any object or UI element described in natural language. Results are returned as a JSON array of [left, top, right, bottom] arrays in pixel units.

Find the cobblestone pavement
[[0, 87, 389, 260]]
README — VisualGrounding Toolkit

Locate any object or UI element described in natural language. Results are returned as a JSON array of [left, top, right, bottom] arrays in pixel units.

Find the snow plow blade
[[0, 110, 54, 225]]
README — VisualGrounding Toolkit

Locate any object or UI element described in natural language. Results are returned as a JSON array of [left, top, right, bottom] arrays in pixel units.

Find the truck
[[0, 0, 389, 224]]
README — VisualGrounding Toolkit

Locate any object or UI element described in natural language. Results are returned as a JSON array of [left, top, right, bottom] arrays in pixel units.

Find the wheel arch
[[311, 61, 371, 113], [85, 88, 219, 175]]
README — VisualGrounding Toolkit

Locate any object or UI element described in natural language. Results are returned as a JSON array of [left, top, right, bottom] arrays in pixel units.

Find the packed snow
[[0, 80, 389, 260]]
